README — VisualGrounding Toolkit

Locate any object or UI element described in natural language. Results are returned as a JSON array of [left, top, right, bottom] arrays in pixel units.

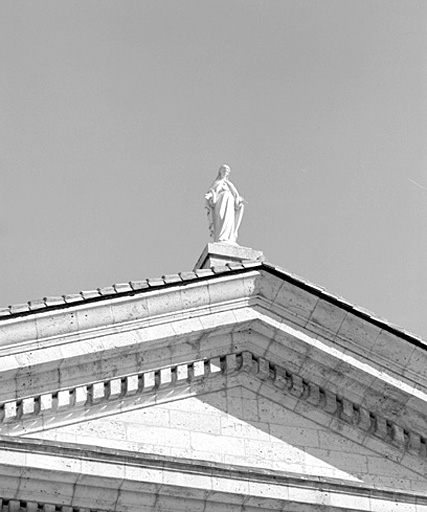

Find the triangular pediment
[[23, 383, 426, 490], [7, 348, 423, 493], [2, 347, 427, 475], [2, 266, 427, 442], [1, 260, 427, 509]]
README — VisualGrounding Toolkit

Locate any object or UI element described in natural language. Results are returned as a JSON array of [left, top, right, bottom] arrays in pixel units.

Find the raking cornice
[[1, 261, 426, 350], [1, 351, 427, 471], [0, 266, 427, 443], [0, 266, 426, 449]]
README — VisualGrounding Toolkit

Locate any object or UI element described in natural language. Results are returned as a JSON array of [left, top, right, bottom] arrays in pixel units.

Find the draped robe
[[205, 178, 244, 244]]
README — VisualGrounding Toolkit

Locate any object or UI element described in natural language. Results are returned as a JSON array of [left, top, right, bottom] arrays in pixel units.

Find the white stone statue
[[205, 164, 245, 245]]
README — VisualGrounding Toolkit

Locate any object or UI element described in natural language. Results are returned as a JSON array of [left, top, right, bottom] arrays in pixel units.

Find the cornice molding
[[2, 350, 426, 464], [0, 438, 425, 512], [0, 271, 257, 353], [1, 269, 426, 445], [1, 261, 425, 352], [1, 288, 424, 405]]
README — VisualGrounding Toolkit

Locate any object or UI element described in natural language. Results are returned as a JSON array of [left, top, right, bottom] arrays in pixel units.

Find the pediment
[[1, 257, 427, 510], [1, 267, 427, 443], [23, 383, 427, 490], [0, 350, 423, 487]]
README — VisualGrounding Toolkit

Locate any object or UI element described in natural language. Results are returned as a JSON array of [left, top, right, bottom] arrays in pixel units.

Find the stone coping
[[0, 260, 426, 351]]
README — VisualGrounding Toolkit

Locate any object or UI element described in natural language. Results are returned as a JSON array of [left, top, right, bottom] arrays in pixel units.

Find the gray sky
[[1, 1, 427, 337]]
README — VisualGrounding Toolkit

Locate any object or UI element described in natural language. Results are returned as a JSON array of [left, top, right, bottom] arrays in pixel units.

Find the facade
[[0, 242, 426, 511]]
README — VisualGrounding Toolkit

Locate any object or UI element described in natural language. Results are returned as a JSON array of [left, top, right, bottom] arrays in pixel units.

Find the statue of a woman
[[205, 164, 245, 244]]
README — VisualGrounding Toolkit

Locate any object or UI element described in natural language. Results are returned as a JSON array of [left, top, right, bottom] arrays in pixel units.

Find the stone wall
[[27, 384, 427, 493]]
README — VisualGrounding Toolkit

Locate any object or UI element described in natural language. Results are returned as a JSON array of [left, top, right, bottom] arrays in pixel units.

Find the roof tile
[[194, 268, 214, 278], [64, 294, 83, 304], [147, 277, 164, 287], [44, 296, 65, 307], [211, 266, 230, 274], [179, 271, 198, 281], [10, 303, 30, 314], [113, 283, 133, 293], [226, 262, 245, 271], [28, 299, 47, 311], [162, 274, 183, 284], [98, 287, 116, 296], [81, 290, 101, 300], [129, 280, 149, 291]]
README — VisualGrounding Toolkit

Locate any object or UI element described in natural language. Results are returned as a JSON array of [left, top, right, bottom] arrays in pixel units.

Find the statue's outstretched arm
[[205, 187, 217, 207]]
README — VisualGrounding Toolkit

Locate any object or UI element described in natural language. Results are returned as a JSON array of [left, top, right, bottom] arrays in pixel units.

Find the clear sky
[[1, 1, 427, 337]]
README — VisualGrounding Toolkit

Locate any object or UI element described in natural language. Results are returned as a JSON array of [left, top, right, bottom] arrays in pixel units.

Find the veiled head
[[218, 164, 231, 179]]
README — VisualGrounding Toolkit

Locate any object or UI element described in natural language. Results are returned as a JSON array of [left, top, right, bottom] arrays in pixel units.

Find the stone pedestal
[[194, 242, 265, 270]]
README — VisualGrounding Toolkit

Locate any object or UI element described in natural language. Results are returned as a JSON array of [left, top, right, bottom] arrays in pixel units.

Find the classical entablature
[[0, 244, 426, 511]]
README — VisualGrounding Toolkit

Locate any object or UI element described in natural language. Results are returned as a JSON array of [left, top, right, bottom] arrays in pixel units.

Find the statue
[[205, 164, 245, 245]]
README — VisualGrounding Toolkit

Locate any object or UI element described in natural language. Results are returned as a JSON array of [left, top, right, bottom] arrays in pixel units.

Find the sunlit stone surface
[[0, 245, 426, 511], [205, 164, 245, 244]]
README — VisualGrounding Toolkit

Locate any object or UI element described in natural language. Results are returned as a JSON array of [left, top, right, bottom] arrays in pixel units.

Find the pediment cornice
[[0, 432, 426, 512], [1, 262, 426, 352], [2, 349, 427, 472], [1, 266, 426, 446]]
